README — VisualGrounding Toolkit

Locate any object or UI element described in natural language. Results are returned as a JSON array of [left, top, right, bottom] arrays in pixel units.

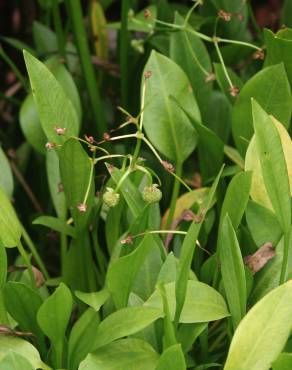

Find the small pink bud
[[144, 9, 152, 18], [205, 73, 216, 83], [121, 234, 133, 245], [54, 126, 67, 135], [85, 135, 95, 144], [144, 70, 152, 79], [77, 203, 87, 213], [162, 160, 175, 172], [103, 132, 111, 141], [229, 86, 239, 97], [253, 49, 265, 60], [45, 142, 56, 150]]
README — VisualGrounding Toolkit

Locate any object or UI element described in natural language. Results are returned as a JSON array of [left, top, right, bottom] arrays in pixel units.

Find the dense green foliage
[[0, 1, 292, 369]]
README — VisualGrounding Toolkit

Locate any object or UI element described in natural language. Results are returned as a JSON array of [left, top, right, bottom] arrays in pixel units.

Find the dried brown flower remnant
[[205, 73, 216, 83], [85, 135, 95, 144], [144, 70, 152, 79], [244, 242, 275, 274], [253, 49, 265, 60], [54, 126, 67, 135], [162, 160, 175, 172], [121, 234, 133, 245], [229, 86, 239, 97], [218, 10, 232, 21], [144, 9, 152, 18], [45, 142, 57, 150], [77, 202, 87, 213]]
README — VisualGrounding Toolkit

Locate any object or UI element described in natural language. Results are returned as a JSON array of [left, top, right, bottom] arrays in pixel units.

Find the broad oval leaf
[[0, 337, 50, 370], [245, 116, 292, 214], [143, 50, 199, 163], [68, 308, 100, 370], [23, 51, 79, 144], [79, 339, 159, 370], [251, 101, 291, 231], [156, 344, 186, 370], [37, 283, 72, 349], [59, 138, 94, 230], [224, 280, 292, 370], [0, 186, 21, 248], [232, 63, 291, 156], [145, 280, 229, 323], [93, 306, 163, 349], [106, 234, 155, 308], [75, 289, 109, 311], [170, 13, 212, 120]]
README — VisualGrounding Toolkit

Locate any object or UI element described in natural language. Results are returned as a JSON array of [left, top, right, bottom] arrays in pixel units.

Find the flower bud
[[103, 187, 120, 208], [142, 184, 162, 204]]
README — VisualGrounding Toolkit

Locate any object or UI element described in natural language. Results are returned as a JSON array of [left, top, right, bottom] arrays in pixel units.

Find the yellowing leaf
[[245, 116, 292, 212]]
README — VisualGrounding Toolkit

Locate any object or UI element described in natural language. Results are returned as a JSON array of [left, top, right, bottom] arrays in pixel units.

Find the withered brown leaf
[[244, 242, 275, 274]]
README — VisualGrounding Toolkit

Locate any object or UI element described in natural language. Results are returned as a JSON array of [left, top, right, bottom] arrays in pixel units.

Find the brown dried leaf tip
[[244, 242, 275, 275], [58, 182, 64, 193], [229, 86, 239, 97], [121, 234, 133, 245], [0, 325, 34, 338], [77, 202, 87, 213], [218, 10, 232, 21]]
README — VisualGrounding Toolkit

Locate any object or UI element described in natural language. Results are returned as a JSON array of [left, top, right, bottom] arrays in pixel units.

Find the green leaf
[[75, 289, 109, 311], [143, 50, 199, 162], [205, 91, 232, 144], [175, 166, 223, 323], [106, 234, 155, 308], [93, 306, 163, 349], [3, 282, 44, 345], [224, 280, 292, 370], [59, 138, 94, 230], [20, 58, 81, 154], [246, 114, 292, 216], [33, 215, 77, 238], [37, 283, 72, 367], [218, 214, 246, 330], [273, 353, 292, 370], [264, 28, 292, 87], [23, 51, 79, 144], [0, 186, 21, 248], [156, 344, 186, 370], [46, 149, 67, 219], [232, 64, 292, 156], [33, 21, 57, 55], [0, 240, 7, 289], [246, 201, 282, 246], [0, 337, 50, 370], [251, 100, 291, 232], [0, 352, 34, 370], [145, 280, 229, 323], [170, 13, 212, 120], [281, 2, 292, 27], [19, 94, 47, 154], [0, 146, 13, 197], [68, 308, 100, 370], [79, 339, 159, 370], [220, 171, 252, 230]]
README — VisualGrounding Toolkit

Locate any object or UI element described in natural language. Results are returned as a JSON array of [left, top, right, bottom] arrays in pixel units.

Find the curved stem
[[165, 162, 183, 230], [20, 224, 49, 279]]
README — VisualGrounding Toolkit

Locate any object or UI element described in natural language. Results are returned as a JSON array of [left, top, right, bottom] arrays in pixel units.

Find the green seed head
[[142, 184, 162, 204], [103, 187, 120, 208]]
